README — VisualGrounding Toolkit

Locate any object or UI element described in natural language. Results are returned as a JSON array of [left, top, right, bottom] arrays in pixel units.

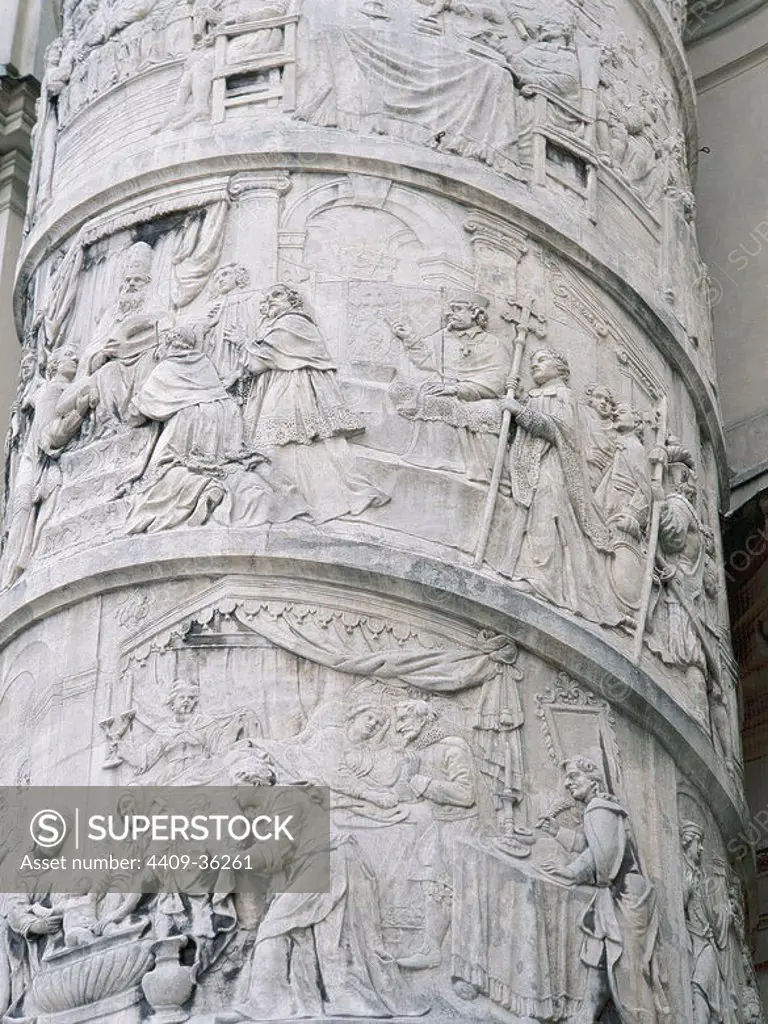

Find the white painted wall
[[689, 7, 768, 482]]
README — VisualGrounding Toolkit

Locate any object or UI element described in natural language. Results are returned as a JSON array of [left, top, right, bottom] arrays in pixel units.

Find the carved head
[[562, 756, 605, 803], [167, 678, 199, 718], [446, 294, 489, 332], [584, 384, 616, 420], [665, 440, 698, 502], [18, 351, 37, 384], [613, 402, 643, 438], [213, 263, 250, 297], [119, 243, 153, 303], [261, 284, 304, 319], [530, 348, 570, 387], [680, 820, 704, 864], [533, 13, 573, 45], [346, 705, 389, 743], [47, 346, 79, 381], [394, 699, 436, 743], [44, 36, 65, 69]]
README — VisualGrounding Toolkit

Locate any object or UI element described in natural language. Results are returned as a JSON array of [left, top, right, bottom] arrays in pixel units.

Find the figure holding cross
[[483, 347, 627, 627]]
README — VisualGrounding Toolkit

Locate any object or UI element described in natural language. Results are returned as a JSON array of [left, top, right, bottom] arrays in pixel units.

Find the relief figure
[[390, 293, 512, 483], [241, 284, 389, 522], [644, 441, 717, 730], [203, 263, 261, 386], [218, 750, 425, 1022], [78, 242, 166, 437], [582, 383, 617, 492], [539, 756, 666, 1024], [2, 348, 97, 588], [680, 822, 730, 1024], [393, 700, 477, 971], [596, 402, 651, 613], [123, 324, 246, 534], [486, 348, 626, 627]]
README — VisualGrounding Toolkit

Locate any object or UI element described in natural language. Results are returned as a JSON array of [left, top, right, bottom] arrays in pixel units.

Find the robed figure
[[241, 284, 389, 523], [540, 756, 667, 1024], [486, 349, 624, 626]]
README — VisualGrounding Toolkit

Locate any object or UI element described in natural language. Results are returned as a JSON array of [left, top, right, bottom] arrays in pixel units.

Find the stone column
[[0, 1, 760, 1023]]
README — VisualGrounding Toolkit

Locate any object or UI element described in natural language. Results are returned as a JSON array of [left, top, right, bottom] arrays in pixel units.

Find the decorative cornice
[[693, 37, 768, 95], [0, 74, 39, 161]]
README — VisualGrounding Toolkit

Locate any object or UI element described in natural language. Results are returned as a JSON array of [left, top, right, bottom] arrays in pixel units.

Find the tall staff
[[632, 396, 668, 664], [473, 299, 546, 567]]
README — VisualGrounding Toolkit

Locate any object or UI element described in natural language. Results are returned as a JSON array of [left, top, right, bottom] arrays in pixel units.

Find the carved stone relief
[[1, 171, 735, 768], [25, 0, 703, 351], [0, 0, 747, 1017], [676, 786, 766, 1024], [0, 581, 689, 1022]]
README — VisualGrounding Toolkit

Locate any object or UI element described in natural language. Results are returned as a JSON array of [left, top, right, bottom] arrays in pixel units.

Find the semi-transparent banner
[[0, 787, 331, 894]]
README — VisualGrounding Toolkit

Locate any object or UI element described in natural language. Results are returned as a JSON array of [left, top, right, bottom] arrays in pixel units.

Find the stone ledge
[[0, 524, 750, 848]]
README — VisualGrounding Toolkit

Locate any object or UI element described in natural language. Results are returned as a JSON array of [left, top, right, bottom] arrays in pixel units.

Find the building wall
[[688, 2, 768, 1001], [688, 5, 768, 490], [0, 0, 54, 496]]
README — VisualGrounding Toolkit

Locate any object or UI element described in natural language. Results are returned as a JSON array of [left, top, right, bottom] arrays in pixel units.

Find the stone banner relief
[[0, 1, 754, 1023]]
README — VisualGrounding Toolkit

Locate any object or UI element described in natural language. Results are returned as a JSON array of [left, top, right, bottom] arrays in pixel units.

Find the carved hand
[[656, 563, 677, 584], [535, 816, 558, 837], [368, 790, 398, 809], [391, 321, 414, 343], [29, 913, 62, 935], [539, 861, 575, 884], [648, 444, 668, 467], [610, 512, 639, 537], [400, 750, 420, 782], [423, 381, 458, 397], [90, 351, 111, 371], [500, 396, 523, 417]]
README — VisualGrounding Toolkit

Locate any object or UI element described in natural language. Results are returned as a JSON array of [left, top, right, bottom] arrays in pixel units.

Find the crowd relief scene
[[0, 0, 754, 1022]]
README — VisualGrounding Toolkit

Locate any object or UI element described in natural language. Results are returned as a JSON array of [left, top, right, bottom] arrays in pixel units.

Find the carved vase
[[140, 937, 195, 1024], [29, 927, 153, 1020]]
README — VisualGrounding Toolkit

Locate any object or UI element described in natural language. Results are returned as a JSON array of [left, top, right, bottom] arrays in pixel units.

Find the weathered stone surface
[[0, 1, 759, 1022]]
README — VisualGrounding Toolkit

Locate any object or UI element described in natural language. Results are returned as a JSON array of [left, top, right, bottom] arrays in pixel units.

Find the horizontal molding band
[[0, 524, 750, 851]]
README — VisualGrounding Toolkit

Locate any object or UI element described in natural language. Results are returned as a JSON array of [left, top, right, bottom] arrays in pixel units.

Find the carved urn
[[141, 936, 196, 1024]]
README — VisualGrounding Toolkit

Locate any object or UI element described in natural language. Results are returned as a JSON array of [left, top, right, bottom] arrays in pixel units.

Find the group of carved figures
[[681, 822, 765, 1024], [2, 259, 734, 770], [2, 665, 759, 1024], [27, 0, 690, 228], [388, 291, 733, 767], [2, 240, 389, 587]]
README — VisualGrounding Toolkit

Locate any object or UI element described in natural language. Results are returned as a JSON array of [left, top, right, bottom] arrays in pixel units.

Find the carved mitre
[[122, 241, 154, 280]]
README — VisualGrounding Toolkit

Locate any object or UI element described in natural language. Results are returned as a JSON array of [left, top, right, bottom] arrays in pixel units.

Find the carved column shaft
[[0, 1, 758, 1022]]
